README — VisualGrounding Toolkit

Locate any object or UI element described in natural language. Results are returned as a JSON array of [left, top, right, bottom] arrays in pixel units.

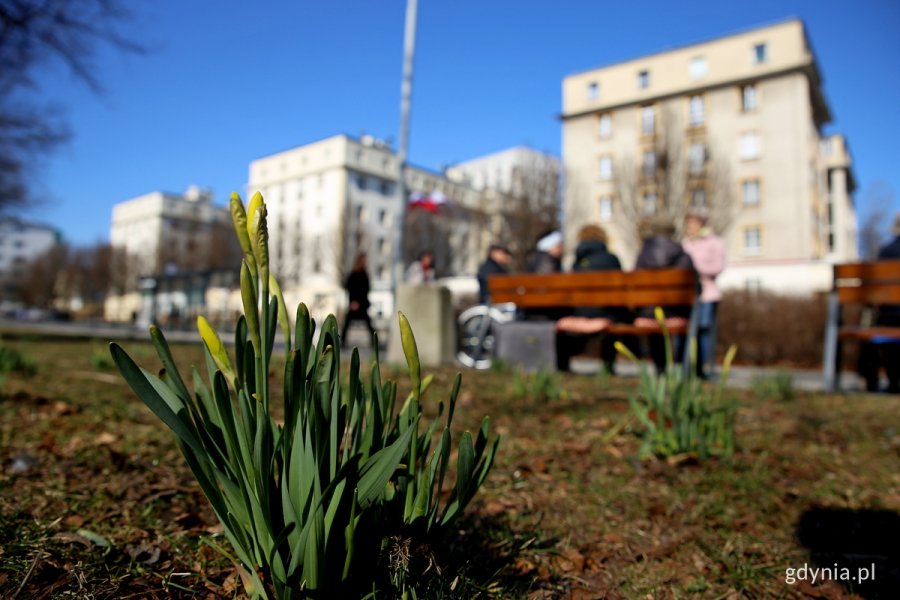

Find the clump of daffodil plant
[[616, 307, 738, 460], [111, 192, 499, 598]]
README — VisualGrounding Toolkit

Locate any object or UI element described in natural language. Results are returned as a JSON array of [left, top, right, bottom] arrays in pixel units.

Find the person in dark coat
[[527, 230, 563, 274], [859, 212, 900, 392], [634, 216, 694, 373], [477, 243, 511, 304], [557, 225, 624, 372], [341, 253, 375, 346]]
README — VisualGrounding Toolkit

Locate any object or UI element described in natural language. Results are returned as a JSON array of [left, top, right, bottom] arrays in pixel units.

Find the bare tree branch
[[0, 0, 143, 210], [612, 107, 734, 255]]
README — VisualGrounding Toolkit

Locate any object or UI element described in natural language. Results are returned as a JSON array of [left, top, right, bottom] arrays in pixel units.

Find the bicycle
[[456, 302, 516, 369]]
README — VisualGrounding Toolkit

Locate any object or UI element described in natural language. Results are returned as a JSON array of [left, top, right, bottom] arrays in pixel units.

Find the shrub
[[0, 343, 36, 389], [111, 192, 499, 598], [513, 368, 562, 403], [616, 308, 738, 460], [752, 371, 796, 402], [718, 290, 828, 368]]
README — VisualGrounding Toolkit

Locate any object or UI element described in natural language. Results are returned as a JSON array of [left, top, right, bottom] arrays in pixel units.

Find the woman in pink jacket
[[682, 209, 726, 379]]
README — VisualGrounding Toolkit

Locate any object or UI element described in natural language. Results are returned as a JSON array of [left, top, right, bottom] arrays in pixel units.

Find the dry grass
[[1, 337, 898, 598]]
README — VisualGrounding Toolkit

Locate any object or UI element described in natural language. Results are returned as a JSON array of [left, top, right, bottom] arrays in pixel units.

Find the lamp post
[[391, 0, 418, 301]]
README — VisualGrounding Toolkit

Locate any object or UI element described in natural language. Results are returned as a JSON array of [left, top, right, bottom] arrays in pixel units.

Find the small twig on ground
[[12, 550, 43, 599]]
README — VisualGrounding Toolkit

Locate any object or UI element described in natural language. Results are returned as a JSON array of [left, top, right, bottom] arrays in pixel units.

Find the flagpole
[[392, 0, 417, 303]]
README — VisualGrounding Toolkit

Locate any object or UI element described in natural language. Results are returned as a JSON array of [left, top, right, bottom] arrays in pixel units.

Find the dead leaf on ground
[[551, 547, 586, 573], [53, 532, 93, 548], [94, 432, 117, 445], [513, 557, 537, 575], [63, 515, 85, 528]]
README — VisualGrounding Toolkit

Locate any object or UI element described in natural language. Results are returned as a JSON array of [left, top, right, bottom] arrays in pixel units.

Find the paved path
[[0, 318, 876, 393]]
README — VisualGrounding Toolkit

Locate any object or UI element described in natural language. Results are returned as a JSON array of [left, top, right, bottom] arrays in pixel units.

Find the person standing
[[527, 230, 563, 274], [476, 243, 511, 304], [682, 209, 726, 379], [341, 252, 375, 346], [859, 212, 900, 392], [404, 249, 435, 284]]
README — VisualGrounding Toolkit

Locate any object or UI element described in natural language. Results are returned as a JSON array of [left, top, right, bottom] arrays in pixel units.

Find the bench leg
[[822, 292, 839, 392]]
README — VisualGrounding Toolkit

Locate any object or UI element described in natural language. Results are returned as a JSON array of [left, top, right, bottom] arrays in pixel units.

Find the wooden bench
[[822, 259, 900, 391], [488, 268, 700, 370]]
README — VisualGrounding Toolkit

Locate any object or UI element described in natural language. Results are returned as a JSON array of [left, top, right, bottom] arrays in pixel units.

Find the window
[[742, 84, 758, 112], [598, 113, 612, 138], [587, 81, 599, 101], [598, 156, 613, 180], [637, 70, 650, 89], [378, 208, 387, 225], [642, 192, 657, 216], [691, 187, 706, 208], [689, 56, 708, 79], [379, 237, 390, 256], [689, 95, 704, 126], [642, 151, 656, 178], [742, 179, 760, 206], [740, 132, 760, 159], [689, 142, 706, 174], [641, 105, 655, 135], [379, 180, 392, 195], [753, 43, 767, 64], [744, 227, 762, 255], [598, 196, 613, 221]]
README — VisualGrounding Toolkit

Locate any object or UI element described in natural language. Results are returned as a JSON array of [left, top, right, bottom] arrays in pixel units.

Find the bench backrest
[[832, 260, 900, 306], [488, 268, 697, 309]]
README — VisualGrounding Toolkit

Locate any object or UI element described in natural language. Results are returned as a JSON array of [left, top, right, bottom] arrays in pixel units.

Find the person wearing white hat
[[527, 230, 563, 274]]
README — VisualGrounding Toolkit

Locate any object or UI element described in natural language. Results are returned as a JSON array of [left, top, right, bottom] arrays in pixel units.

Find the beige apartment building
[[562, 18, 857, 293], [247, 134, 498, 322], [105, 185, 237, 322]]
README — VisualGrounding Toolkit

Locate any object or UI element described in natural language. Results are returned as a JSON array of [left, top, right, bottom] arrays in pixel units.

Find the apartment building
[[0, 216, 61, 304], [106, 185, 238, 321], [561, 18, 857, 293], [247, 134, 495, 320], [446, 146, 561, 265]]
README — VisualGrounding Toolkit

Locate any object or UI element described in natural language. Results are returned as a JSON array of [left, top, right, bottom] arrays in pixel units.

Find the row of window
[[596, 179, 761, 221], [597, 131, 760, 181], [353, 204, 392, 227], [595, 84, 759, 139], [596, 195, 764, 255], [585, 42, 768, 100], [353, 174, 395, 196]]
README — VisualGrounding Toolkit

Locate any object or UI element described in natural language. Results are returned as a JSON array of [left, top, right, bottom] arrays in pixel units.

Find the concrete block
[[495, 321, 557, 372], [386, 284, 456, 367]]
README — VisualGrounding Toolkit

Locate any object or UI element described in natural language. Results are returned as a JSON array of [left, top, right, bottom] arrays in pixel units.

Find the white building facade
[[106, 185, 235, 321], [561, 19, 858, 294], [0, 217, 60, 304], [247, 134, 495, 322]]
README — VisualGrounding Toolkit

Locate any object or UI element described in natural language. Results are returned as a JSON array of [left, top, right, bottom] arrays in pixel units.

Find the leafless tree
[[108, 244, 139, 294], [403, 205, 457, 278], [612, 108, 734, 255], [18, 242, 67, 308], [858, 181, 896, 259], [494, 153, 561, 270], [0, 0, 143, 210]]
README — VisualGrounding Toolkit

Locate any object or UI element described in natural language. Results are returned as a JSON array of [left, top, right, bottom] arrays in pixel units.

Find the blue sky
[[23, 0, 900, 245]]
